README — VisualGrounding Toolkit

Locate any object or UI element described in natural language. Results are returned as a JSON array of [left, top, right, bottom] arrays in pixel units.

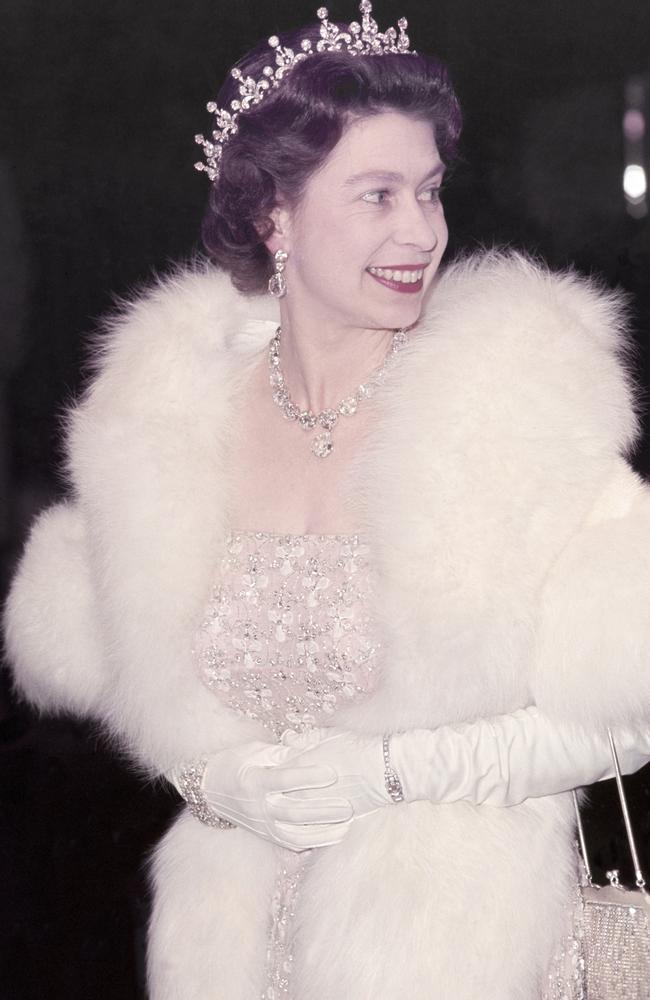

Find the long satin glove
[[167, 740, 353, 851], [278, 708, 650, 819]]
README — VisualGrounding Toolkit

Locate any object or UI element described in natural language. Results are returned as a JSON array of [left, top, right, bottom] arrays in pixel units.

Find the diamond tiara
[[195, 1, 414, 182]]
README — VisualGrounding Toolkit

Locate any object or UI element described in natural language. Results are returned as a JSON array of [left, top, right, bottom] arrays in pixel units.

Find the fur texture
[[5, 252, 650, 999]]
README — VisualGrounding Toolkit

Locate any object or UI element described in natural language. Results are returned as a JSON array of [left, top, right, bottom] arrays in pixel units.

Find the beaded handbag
[[546, 730, 650, 999], [571, 730, 650, 998]]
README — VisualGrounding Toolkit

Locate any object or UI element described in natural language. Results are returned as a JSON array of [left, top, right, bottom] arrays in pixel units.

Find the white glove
[[390, 709, 650, 806], [278, 708, 650, 817], [278, 728, 395, 821], [167, 739, 353, 851]]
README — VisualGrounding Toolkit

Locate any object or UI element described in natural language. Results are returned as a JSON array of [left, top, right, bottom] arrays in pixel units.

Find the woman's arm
[[267, 710, 650, 819], [3, 501, 109, 716], [534, 458, 650, 729], [388, 709, 650, 806]]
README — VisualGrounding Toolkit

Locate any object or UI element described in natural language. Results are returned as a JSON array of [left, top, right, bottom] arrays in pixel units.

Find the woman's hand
[[169, 739, 355, 851], [278, 727, 393, 821], [171, 711, 650, 848], [277, 709, 650, 815]]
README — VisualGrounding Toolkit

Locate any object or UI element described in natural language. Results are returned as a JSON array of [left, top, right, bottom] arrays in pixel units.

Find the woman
[[5, 3, 650, 998]]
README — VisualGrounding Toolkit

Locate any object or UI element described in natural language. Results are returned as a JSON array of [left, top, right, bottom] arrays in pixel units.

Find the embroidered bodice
[[194, 530, 380, 739]]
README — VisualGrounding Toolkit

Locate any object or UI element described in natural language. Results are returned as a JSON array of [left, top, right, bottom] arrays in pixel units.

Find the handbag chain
[[572, 728, 647, 891]]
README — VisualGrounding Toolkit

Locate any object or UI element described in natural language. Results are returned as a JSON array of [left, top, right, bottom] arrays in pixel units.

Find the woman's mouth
[[367, 266, 425, 294]]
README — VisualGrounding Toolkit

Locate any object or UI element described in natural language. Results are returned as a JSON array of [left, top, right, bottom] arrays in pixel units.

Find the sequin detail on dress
[[263, 854, 308, 999], [193, 531, 380, 999], [195, 531, 379, 739]]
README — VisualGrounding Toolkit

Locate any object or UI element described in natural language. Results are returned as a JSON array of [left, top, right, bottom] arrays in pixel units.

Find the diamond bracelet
[[382, 733, 405, 802], [176, 759, 236, 829]]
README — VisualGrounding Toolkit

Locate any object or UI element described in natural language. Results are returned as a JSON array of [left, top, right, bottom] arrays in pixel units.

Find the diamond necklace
[[268, 325, 408, 458]]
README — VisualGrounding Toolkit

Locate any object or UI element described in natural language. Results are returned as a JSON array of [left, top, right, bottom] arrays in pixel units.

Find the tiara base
[[195, 1, 414, 182]]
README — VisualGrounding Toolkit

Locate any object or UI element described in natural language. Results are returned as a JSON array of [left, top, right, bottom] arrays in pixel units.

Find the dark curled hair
[[202, 26, 462, 294]]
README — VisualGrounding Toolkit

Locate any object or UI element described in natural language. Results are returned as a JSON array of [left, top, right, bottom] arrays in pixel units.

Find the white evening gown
[[193, 530, 582, 999], [193, 530, 381, 999]]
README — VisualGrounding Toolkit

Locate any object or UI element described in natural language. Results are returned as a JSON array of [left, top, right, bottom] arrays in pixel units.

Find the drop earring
[[268, 249, 288, 298]]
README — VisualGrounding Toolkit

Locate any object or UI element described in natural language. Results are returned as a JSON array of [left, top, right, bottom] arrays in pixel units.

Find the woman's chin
[[359, 283, 430, 330], [370, 301, 424, 331]]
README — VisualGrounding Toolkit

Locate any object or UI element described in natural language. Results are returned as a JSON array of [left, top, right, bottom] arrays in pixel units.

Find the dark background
[[1, 1, 649, 996]]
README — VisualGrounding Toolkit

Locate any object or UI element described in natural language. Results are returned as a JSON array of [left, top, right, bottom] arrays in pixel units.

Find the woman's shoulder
[[88, 260, 275, 371], [69, 261, 276, 416], [429, 249, 630, 355], [405, 249, 639, 455], [62, 261, 278, 479]]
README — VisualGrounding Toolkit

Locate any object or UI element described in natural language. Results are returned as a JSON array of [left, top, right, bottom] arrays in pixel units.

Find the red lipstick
[[367, 264, 426, 294]]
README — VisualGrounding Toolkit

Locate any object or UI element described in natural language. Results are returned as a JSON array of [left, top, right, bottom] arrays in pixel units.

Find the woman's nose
[[393, 198, 439, 251]]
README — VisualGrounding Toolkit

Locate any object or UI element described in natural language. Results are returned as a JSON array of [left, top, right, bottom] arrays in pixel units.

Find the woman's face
[[271, 110, 448, 333]]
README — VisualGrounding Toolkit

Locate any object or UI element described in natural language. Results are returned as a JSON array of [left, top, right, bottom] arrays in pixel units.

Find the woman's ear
[[265, 203, 292, 255]]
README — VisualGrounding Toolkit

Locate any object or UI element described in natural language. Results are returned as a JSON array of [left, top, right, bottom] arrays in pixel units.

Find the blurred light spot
[[623, 109, 645, 142], [623, 164, 647, 202]]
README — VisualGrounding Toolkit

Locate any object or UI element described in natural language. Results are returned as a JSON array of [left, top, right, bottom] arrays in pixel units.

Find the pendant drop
[[268, 271, 286, 298], [312, 432, 333, 458], [268, 326, 408, 461]]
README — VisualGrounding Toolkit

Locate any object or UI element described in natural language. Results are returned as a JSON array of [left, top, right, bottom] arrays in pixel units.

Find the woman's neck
[[276, 305, 395, 414]]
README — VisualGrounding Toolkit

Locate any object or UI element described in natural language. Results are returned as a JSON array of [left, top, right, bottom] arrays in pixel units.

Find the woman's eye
[[361, 190, 390, 204], [419, 186, 442, 204], [361, 186, 443, 206]]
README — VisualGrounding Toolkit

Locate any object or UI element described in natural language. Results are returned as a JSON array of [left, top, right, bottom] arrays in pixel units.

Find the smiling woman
[[266, 114, 447, 324], [201, 27, 460, 298], [5, 2, 650, 999], [255, 112, 448, 406]]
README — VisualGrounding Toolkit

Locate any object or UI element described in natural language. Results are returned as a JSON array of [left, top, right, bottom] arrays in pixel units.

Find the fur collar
[[60, 251, 644, 770]]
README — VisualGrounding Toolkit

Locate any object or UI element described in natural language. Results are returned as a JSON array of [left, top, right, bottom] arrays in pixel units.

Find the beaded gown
[[193, 529, 381, 999], [193, 530, 584, 1000]]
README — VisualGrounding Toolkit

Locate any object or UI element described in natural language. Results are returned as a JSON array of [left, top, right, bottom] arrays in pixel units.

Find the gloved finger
[[280, 776, 366, 801], [274, 819, 352, 850], [265, 764, 338, 793], [280, 727, 330, 747], [266, 793, 353, 825], [240, 742, 304, 770]]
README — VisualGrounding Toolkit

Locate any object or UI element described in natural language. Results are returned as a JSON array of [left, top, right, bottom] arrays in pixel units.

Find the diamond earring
[[268, 249, 288, 298]]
